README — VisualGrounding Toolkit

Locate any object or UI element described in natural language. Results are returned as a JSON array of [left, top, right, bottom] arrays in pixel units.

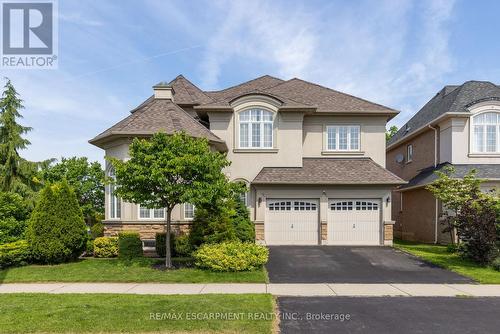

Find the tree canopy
[[108, 132, 234, 267]]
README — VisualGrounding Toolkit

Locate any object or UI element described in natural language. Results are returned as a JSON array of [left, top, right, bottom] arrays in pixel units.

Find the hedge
[[0, 240, 31, 268], [94, 237, 118, 258], [118, 232, 143, 259], [156, 232, 193, 258], [193, 241, 268, 271]]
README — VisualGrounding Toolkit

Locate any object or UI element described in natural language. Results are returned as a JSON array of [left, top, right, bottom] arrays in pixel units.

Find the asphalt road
[[278, 296, 500, 334], [267, 246, 472, 283]]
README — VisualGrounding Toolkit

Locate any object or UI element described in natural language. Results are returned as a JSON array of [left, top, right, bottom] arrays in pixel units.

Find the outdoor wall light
[[386, 196, 391, 204]]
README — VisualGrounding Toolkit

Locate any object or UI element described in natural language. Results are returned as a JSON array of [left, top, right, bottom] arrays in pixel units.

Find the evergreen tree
[[0, 79, 32, 191]]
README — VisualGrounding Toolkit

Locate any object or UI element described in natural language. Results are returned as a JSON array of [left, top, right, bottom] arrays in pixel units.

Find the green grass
[[394, 240, 500, 284], [0, 293, 274, 333], [0, 258, 267, 283]]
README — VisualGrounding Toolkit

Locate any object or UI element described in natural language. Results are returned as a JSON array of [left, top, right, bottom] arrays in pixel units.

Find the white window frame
[[137, 205, 165, 220], [184, 203, 195, 220], [325, 125, 361, 151], [471, 111, 500, 154], [238, 108, 274, 149], [108, 167, 121, 219], [407, 144, 413, 162]]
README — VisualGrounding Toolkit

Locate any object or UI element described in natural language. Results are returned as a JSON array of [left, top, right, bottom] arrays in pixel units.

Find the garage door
[[265, 199, 319, 245], [327, 199, 381, 245]]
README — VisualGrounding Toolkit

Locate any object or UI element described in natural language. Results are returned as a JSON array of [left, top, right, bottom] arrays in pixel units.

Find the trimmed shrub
[[26, 181, 87, 264], [0, 217, 27, 244], [190, 205, 236, 248], [193, 241, 268, 271], [86, 239, 94, 256], [118, 232, 143, 259], [93, 237, 118, 258], [233, 197, 254, 242], [155, 232, 173, 258], [90, 222, 105, 239], [174, 234, 193, 257], [0, 240, 30, 268]]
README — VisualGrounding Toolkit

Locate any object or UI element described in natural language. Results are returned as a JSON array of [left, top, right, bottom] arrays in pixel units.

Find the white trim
[[469, 110, 500, 154], [406, 144, 413, 163], [324, 125, 361, 152], [183, 203, 195, 220], [137, 205, 165, 220], [238, 108, 275, 149]]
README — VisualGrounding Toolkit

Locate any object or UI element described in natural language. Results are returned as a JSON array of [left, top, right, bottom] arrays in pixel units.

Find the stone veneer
[[384, 223, 394, 245], [104, 222, 192, 240], [255, 222, 264, 241]]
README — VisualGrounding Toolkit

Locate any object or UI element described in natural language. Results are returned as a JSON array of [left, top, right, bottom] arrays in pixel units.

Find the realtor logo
[[1, 0, 58, 68]]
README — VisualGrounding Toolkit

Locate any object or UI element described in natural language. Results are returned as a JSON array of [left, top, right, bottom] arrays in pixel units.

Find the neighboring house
[[387, 81, 500, 244], [90, 75, 404, 246]]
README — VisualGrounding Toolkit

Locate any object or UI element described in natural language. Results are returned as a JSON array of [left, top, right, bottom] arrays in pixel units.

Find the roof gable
[[388, 80, 500, 146]]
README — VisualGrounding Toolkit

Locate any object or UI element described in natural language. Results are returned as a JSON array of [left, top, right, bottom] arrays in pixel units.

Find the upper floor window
[[326, 125, 360, 151], [239, 108, 273, 148], [108, 167, 121, 219], [184, 203, 195, 220], [473, 112, 500, 153], [407, 144, 413, 162], [138, 206, 165, 219]]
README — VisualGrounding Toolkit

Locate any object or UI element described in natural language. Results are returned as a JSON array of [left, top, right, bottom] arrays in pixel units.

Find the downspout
[[428, 125, 439, 244]]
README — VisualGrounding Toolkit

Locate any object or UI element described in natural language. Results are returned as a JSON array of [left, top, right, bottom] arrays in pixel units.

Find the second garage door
[[327, 199, 381, 245], [265, 199, 319, 245]]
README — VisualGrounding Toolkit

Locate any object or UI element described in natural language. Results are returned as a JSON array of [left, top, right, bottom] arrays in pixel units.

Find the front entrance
[[265, 199, 319, 245]]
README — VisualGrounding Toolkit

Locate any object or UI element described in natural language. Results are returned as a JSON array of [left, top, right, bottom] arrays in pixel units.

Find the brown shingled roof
[[265, 78, 397, 114], [253, 158, 406, 185], [168, 75, 214, 105], [205, 75, 284, 102], [89, 99, 224, 148]]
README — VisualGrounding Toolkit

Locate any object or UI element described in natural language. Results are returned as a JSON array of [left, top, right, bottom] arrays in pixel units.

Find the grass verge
[[394, 239, 500, 284], [0, 293, 274, 333], [0, 258, 267, 283]]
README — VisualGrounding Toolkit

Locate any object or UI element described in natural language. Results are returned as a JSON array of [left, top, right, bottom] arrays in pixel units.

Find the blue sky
[[2, 0, 500, 164]]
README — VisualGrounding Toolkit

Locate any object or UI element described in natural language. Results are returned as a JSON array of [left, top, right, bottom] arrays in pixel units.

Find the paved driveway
[[278, 297, 500, 334], [266, 246, 472, 283]]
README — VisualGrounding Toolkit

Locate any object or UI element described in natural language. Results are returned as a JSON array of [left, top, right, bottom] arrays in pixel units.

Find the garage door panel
[[328, 199, 380, 245], [265, 199, 319, 245]]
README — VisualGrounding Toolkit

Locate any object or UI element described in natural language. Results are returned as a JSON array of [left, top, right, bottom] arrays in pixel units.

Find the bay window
[[473, 112, 500, 153], [239, 108, 274, 148], [326, 125, 360, 151]]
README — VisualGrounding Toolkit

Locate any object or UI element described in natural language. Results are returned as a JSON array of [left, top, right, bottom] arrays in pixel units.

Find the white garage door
[[327, 199, 381, 245], [265, 199, 319, 245]]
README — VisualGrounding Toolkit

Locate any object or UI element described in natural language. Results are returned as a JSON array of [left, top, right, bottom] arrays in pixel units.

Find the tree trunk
[[165, 208, 173, 268]]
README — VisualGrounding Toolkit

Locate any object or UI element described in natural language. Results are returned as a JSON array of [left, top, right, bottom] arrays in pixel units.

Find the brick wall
[[387, 129, 438, 181]]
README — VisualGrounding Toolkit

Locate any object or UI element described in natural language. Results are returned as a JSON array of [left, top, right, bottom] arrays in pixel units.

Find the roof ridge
[[283, 78, 398, 112]]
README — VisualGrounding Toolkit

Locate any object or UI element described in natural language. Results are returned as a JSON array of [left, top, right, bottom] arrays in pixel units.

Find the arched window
[[473, 112, 500, 153], [239, 108, 274, 148], [108, 167, 121, 219]]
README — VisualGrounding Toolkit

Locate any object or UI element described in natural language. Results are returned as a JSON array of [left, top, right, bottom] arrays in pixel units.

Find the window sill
[[468, 153, 500, 158], [233, 149, 279, 153], [321, 150, 364, 156]]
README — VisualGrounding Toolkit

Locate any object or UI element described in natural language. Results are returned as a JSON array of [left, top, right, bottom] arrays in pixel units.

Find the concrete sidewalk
[[1, 283, 500, 297]]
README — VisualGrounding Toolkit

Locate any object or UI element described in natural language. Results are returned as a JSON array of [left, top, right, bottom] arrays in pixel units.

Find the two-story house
[[90, 75, 404, 247], [387, 81, 500, 244]]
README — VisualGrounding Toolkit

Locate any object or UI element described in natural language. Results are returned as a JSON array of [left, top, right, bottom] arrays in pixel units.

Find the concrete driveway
[[278, 297, 500, 334], [266, 246, 472, 283]]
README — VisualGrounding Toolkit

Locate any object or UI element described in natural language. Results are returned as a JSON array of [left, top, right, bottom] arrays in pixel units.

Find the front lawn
[[0, 293, 274, 333], [394, 240, 500, 284], [0, 258, 267, 283]]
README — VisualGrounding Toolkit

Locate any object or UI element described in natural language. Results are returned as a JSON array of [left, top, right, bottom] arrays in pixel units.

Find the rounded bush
[[118, 232, 143, 259], [0, 240, 31, 268], [93, 237, 118, 258], [174, 234, 193, 257], [86, 239, 94, 256], [193, 241, 268, 272], [26, 181, 87, 264], [155, 232, 174, 258]]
